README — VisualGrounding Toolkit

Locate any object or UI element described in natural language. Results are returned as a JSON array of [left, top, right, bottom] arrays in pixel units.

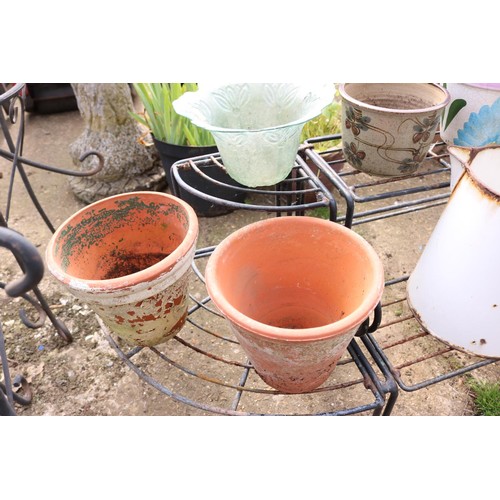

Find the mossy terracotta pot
[[205, 216, 384, 393], [46, 192, 198, 347], [339, 83, 450, 177]]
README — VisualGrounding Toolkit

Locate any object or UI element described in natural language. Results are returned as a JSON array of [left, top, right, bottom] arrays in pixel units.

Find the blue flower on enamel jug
[[454, 98, 500, 146]]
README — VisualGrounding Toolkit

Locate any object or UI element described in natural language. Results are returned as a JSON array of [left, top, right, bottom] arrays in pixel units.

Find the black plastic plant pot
[[153, 137, 247, 217]]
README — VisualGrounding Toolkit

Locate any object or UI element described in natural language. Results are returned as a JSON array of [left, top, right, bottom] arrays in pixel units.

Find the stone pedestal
[[69, 83, 165, 204]]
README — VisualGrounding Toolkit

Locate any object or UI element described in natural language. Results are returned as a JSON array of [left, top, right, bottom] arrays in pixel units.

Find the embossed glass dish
[[173, 83, 335, 187]]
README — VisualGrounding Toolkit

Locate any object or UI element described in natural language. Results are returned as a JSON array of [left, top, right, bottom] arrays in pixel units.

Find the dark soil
[[102, 252, 170, 280]]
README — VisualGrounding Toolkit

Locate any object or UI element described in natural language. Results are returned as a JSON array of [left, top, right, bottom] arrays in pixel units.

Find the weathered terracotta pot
[[46, 192, 198, 347], [205, 216, 384, 393]]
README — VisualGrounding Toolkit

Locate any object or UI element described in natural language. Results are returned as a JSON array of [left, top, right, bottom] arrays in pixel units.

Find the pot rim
[[448, 144, 500, 199], [462, 83, 500, 91], [338, 83, 450, 115], [173, 83, 335, 134], [46, 191, 199, 292], [205, 216, 385, 342]]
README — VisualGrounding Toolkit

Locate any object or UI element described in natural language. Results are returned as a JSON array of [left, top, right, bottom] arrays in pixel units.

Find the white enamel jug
[[407, 145, 500, 357]]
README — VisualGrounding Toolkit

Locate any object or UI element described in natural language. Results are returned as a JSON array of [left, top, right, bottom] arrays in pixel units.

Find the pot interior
[[343, 83, 447, 111], [207, 217, 382, 335], [52, 195, 191, 281]]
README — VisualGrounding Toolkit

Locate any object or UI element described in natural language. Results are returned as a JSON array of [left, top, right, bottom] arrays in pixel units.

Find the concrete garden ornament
[[46, 192, 198, 347], [173, 83, 335, 187], [339, 83, 450, 177], [407, 145, 500, 358], [204, 216, 384, 393]]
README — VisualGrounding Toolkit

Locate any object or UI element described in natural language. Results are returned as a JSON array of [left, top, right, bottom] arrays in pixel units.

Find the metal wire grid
[[303, 133, 451, 227], [103, 156, 394, 415], [303, 134, 500, 396], [170, 150, 338, 219], [102, 132, 499, 414], [102, 247, 389, 416]]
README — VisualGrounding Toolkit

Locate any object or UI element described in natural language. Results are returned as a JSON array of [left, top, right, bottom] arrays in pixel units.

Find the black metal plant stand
[[101, 151, 393, 416], [302, 134, 499, 404], [0, 83, 103, 342], [108, 135, 497, 415], [0, 227, 45, 415], [0, 83, 103, 413]]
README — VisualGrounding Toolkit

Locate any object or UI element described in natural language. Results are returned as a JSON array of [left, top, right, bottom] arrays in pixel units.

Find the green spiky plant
[[468, 378, 500, 416], [300, 95, 342, 151], [131, 83, 215, 146]]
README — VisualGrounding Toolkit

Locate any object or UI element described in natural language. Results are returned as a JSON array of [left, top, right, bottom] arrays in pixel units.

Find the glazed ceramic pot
[[440, 83, 500, 189], [172, 83, 335, 187], [339, 83, 450, 177], [46, 192, 198, 347], [407, 145, 500, 358], [205, 216, 384, 393]]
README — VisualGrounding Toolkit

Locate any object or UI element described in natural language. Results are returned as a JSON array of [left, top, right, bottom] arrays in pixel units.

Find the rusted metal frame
[[184, 316, 239, 344], [343, 339, 387, 416], [349, 179, 450, 204], [367, 278, 499, 392], [366, 330, 496, 393], [151, 342, 385, 415], [105, 324, 382, 416], [303, 145, 356, 227], [188, 293, 224, 319], [353, 302, 400, 415], [104, 308, 386, 415], [295, 153, 338, 221], [103, 327, 254, 416]]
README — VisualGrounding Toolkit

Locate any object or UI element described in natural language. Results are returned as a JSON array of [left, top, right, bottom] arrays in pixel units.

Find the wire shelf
[[105, 133, 499, 415], [304, 134, 500, 399], [102, 247, 388, 416]]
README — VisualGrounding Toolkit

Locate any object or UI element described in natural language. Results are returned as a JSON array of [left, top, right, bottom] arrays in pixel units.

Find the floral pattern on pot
[[344, 105, 371, 136], [342, 105, 440, 175], [343, 141, 366, 169], [339, 83, 450, 177]]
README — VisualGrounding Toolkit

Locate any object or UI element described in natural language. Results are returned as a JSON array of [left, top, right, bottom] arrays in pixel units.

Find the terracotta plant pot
[[46, 192, 198, 347], [205, 216, 384, 393], [339, 83, 450, 177]]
